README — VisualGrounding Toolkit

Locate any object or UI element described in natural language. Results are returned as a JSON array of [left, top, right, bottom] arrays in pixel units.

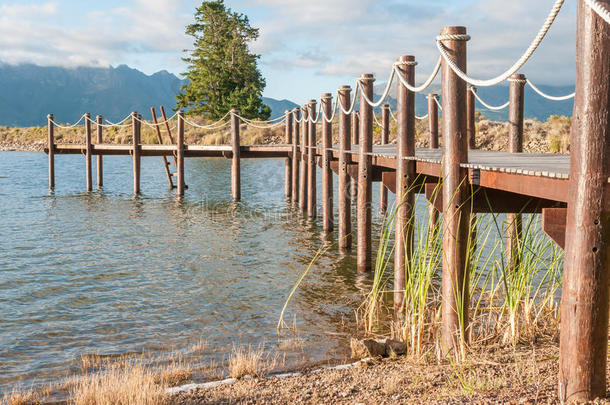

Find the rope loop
[[436, 34, 471, 42]]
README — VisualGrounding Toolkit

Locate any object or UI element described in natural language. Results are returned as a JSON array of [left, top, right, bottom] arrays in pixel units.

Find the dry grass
[[1, 388, 39, 405], [228, 345, 275, 379]]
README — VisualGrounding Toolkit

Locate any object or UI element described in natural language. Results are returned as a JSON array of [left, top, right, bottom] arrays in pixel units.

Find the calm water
[[0, 151, 405, 391]]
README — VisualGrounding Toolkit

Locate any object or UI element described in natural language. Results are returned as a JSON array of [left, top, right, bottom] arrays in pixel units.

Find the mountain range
[[0, 62, 572, 127]]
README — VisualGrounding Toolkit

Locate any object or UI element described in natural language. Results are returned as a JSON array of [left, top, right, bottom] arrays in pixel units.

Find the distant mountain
[[373, 82, 574, 121], [0, 63, 297, 127]]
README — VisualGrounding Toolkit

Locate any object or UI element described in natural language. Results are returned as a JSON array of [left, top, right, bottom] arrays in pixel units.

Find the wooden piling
[[506, 73, 526, 270], [176, 110, 186, 196], [357, 74, 374, 272], [427, 94, 439, 231], [47, 114, 54, 190], [96, 116, 103, 188], [299, 106, 308, 212], [558, 1, 610, 401], [132, 112, 141, 195], [291, 109, 300, 204], [467, 86, 476, 150], [351, 111, 359, 199], [307, 100, 317, 219], [285, 111, 293, 200], [379, 104, 390, 213], [321, 94, 333, 232], [440, 27, 470, 355], [85, 113, 92, 192], [395, 56, 416, 313], [338, 86, 352, 250], [230, 109, 240, 201]]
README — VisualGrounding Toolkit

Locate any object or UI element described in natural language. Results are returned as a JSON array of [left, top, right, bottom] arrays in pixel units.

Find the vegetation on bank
[[0, 113, 571, 154]]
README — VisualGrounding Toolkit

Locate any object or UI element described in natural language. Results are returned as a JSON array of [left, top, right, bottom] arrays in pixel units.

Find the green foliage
[[177, 0, 271, 120]]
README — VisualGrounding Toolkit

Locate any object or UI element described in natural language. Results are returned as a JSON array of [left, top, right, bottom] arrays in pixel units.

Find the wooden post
[[427, 94, 440, 231], [230, 109, 240, 201], [176, 110, 186, 196], [395, 56, 416, 313], [291, 109, 300, 204], [132, 112, 141, 195], [338, 86, 352, 250], [506, 73, 526, 270], [321, 93, 333, 232], [358, 74, 374, 272], [299, 106, 308, 212], [379, 104, 390, 213], [285, 111, 293, 200], [440, 27, 470, 355], [559, 1, 610, 401], [47, 114, 54, 190], [307, 100, 317, 219], [85, 113, 92, 192], [351, 111, 359, 199], [467, 86, 476, 150], [96, 115, 103, 188]]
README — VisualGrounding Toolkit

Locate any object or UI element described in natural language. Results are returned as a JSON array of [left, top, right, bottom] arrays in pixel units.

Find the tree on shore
[[177, 0, 271, 121]]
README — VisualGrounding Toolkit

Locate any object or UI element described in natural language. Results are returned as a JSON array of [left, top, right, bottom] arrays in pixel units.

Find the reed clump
[[228, 345, 275, 379]]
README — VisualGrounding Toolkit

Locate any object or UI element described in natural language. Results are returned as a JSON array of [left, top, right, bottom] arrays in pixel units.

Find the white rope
[[307, 107, 322, 124], [526, 79, 575, 101], [470, 88, 510, 111], [359, 69, 395, 108], [238, 115, 286, 129], [339, 82, 361, 115], [184, 118, 231, 130], [49, 114, 86, 129], [435, 0, 565, 87], [394, 57, 441, 93], [434, 95, 443, 111], [585, 0, 610, 24], [239, 111, 285, 124], [373, 113, 383, 127], [322, 94, 339, 123], [104, 113, 134, 127], [416, 114, 429, 120], [389, 108, 398, 123]]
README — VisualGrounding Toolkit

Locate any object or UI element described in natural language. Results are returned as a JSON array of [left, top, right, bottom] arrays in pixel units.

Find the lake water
[[0, 151, 404, 392]]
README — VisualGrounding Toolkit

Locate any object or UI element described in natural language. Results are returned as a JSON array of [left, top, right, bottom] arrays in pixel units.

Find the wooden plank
[[542, 207, 567, 249]]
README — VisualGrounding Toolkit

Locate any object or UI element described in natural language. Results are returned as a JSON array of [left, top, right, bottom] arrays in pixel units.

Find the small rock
[[350, 338, 386, 358], [383, 338, 407, 357]]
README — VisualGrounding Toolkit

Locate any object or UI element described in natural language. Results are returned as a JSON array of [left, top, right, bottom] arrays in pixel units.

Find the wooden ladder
[[151, 106, 186, 189]]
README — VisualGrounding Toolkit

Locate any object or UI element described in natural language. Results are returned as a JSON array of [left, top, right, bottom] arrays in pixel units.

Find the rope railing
[[394, 58, 441, 93], [49, 114, 86, 129], [470, 88, 510, 111], [585, 0, 610, 24], [526, 79, 575, 101]]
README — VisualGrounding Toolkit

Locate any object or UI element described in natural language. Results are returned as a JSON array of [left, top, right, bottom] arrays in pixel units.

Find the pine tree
[[177, 0, 271, 120]]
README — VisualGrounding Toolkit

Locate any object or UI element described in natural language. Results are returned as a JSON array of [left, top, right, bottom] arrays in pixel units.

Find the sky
[[0, 0, 577, 104]]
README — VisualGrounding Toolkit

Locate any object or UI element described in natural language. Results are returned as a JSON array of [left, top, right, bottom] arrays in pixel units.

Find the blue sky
[[0, 0, 577, 104]]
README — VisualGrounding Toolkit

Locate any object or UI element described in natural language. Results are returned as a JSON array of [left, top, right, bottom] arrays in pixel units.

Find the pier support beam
[[357, 74, 374, 272], [427, 94, 439, 231], [96, 115, 103, 188], [351, 111, 359, 200], [132, 112, 141, 195], [559, 1, 610, 401], [177, 110, 186, 196], [321, 94, 333, 232], [230, 109, 240, 201], [338, 86, 352, 250], [466, 86, 476, 150], [299, 106, 308, 212], [291, 109, 300, 204], [379, 104, 390, 213], [307, 100, 317, 219], [506, 73, 526, 270], [85, 113, 92, 192], [47, 114, 54, 190], [440, 27, 470, 356], [395, 56, 416, 313], [285, 111, 293, 200]]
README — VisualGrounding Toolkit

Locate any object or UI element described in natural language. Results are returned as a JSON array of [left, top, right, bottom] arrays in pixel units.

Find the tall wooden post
[[285, 110, 293, 200], [299, 106, 308, 212], [47, 114, 55, 190], [427, 94, 440, 231], [506, 74, 526, 270], [132, 112, 141, 195], [440, 27, 470, 355], [96, 115, 103, 188], [307, 100, 317, 219], [177, 110, 186, 196], [230, 109, 240, 201], [351, 111, 359, 199], [559, 1, 610, 401], [321, 93, 333, 232], [466, 86, 476, 150], [291, 109, 300, 204], [358, 74, 374, 272], [379, 104, 390, 213], [395, 56, 416, 313], [85, 113, 92, 192], [338, 86, 352, 250]]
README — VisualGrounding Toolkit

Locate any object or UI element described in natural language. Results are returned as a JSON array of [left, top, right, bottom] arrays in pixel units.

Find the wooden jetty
[[44, 1, 610, 401]]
